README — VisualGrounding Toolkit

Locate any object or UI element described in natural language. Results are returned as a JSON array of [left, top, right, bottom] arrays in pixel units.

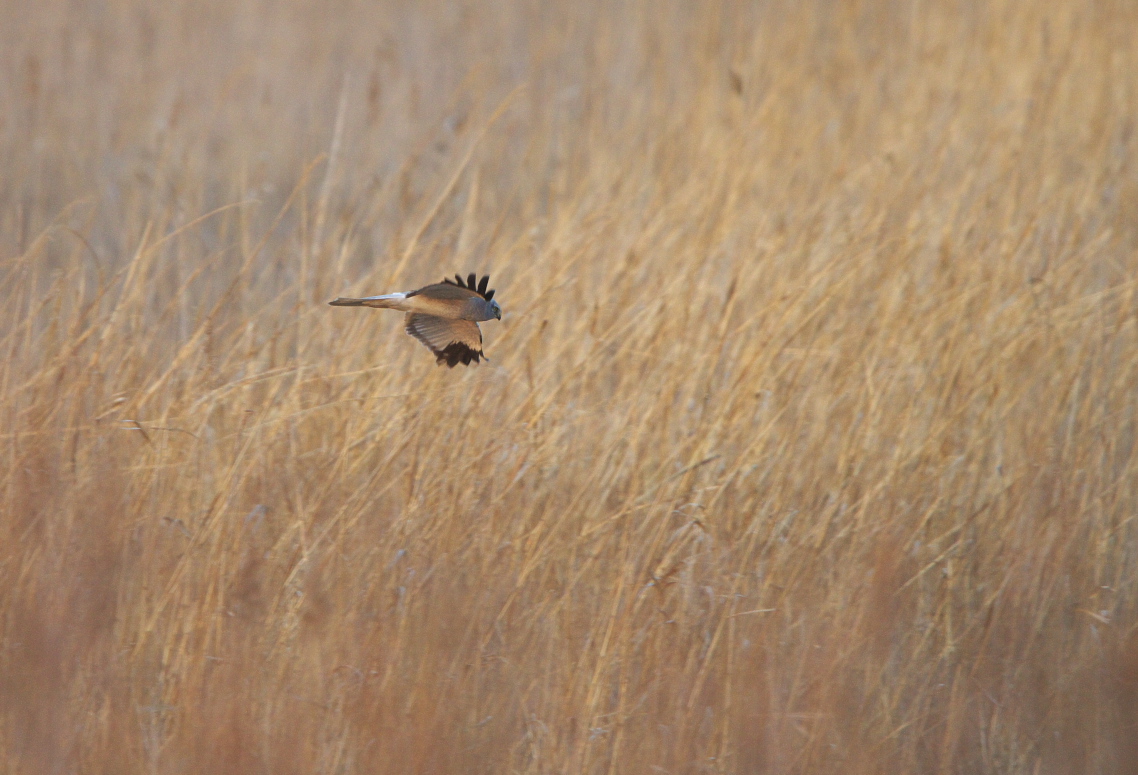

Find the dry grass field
[[3, 1, 1138, 772]]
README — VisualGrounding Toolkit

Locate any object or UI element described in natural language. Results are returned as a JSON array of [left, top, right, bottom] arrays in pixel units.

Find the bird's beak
[[495, 308, 501, 320]]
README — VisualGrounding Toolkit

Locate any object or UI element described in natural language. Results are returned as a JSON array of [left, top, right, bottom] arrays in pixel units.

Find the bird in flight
[[329, 273, 501, 367]]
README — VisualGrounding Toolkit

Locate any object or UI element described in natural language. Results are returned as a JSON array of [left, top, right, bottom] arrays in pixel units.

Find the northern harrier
[[329, 273, 500, 367]]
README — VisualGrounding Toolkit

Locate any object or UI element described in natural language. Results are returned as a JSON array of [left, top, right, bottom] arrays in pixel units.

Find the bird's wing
[[407, 282, 481, 302], [441, 273, 496, 301], [411, 274, 496, 302], [404, 313, 485, 367]]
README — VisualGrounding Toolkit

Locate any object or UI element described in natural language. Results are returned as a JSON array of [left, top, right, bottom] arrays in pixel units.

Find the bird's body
[[334, 285, 493, 321], [329, 274, 500, 367]]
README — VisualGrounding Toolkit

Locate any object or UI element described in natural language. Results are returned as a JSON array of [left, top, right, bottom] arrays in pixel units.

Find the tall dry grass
[[2, 0, 1138, 772]]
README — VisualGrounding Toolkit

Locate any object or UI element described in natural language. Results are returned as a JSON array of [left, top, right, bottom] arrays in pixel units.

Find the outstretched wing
[[404, 313, 485, 367], [441, 272, 495, 301], [403, 273, 495, 313], [406, 282, 480, 303]]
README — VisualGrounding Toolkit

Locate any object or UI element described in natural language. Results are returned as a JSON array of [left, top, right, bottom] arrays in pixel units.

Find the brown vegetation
[[2, 1, 1137, 772]]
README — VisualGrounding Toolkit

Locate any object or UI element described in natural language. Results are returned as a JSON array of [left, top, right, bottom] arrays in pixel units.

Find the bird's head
[[489, 299, 502, 320]]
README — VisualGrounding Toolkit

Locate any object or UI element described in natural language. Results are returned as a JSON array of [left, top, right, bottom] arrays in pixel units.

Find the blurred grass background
[[2, 1, 1138, 772]]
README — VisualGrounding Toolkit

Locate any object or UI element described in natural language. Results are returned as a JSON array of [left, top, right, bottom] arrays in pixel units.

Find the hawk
[[329, 273, 501, 367]]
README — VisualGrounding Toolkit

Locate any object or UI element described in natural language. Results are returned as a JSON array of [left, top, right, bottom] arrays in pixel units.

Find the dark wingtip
[[436, 341, 483, 367], [442, 272, 496, 300]]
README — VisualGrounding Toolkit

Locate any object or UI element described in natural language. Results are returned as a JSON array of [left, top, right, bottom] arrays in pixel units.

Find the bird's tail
[[328, 293, 408, 309]]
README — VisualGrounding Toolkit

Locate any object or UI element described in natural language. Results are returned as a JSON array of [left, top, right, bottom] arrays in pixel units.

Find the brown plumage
[[329, 274, 501, 367]]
